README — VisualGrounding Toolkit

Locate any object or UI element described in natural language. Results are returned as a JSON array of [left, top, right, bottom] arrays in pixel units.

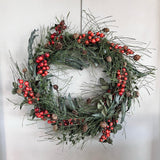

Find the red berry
[[29, 92, 34, 97], [44, 63, 47, 66], [42, 67, 46, 70], [39, 62, 44, 67], [99, 138, 103, 142], [24, 94, 27, 97], [18, 79, 23, 84], [106, 130, 110, 134], [51, 41, 54, 45], [95, 38, 100, 42], [90, 32, 94, 37], [121, 88, 125, 92], [24, 81, 29, 86], [28, 101, 32, 104], [119, 91, 123, 96], [100, 33, 104, 38], [110, 127, 114, 130], [124, 77, 128, 81], [79, 35, 82, 39], [44, 71, 48, 75], [120, 50, 125, 53], [124, 72, 128, 76], [25, 87, 30, 91], [88, 36, 92, 40], [45, 53, 50, 58], [85, 40, 89, 45], [37, 70, 43, 74], [114, 44, 119, 49], [101, 135, 107, 140], [46, 66, 50, 70], [116, 120, 118, 123], [36, 59, 40, 63], [108, 120, 110, 122], [77, 39, 81, 43], [96, 32, 100, 36], [110, 122, 113, 126], [88, 31, 92, 34], [38, 56, 43, 61], [91, 39, 96, 43], [122, 68, 126, 72], [118, 46, 122, 49], [47, 120, 52, 124], [117, 83, 121, 87], [121, 84, 125, 88], [48, 41, 51, 45], [50, 34, 55, 39], [123, 81, 126, 84], [18, 84, 23, 88], [106, 133, 110, 137], [82, 34, 86, 38]]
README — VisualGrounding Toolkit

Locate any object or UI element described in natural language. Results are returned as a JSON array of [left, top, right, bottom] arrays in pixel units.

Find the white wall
[[0, 0, 159, 160]]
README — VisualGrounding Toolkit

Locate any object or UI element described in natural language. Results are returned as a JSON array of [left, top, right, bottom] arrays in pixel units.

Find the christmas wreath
[[11, 14, 155, 145]]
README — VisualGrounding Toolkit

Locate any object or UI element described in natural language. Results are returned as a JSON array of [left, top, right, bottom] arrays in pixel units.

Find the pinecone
[[100, 121, 107, 128], [72, 110, 78, 115], [73, 33, 79, 39], [103, 28, 110, 33], [17, 88, 22, 94], [133, 55, 141, 61], [83, 124, 88, 132], [52, 114, 58, 120], [53, 84, 58, 90], [22, 68, 27, 73], [106, 56, 112, 62], [53, 125, 58, 131], [123, 45, 128, 51], [55, 42, 62, 50]]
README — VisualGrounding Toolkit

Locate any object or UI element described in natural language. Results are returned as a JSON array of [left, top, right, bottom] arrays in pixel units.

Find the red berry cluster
[[99, 119, 118, 142], [34, 107, 56, 123], [18, 79, 38, 104], [77, 30, 105, 45], [48, 20, 67, 45], [36, 53, 50, 77], [109, 43, 134, 55], [117, 68, 128, 96]]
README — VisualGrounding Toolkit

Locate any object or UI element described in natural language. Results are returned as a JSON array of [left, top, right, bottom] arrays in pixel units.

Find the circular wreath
[[11, 15, 155, 145]]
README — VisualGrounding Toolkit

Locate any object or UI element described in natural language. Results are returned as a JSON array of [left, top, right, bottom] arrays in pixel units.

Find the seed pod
[[53, 125, 58, 131], [87, 98, 91, 104], [17, 88, 22, 94], [133, 55, 141, 61], [126, 91, 131, 97], [103, 28, 110, 33], [53, 85, 58, 90], [100, 121, 107, 128], [82, 50, 87, 55], [135, 91, 139, 97], [83, 124, 88, 132], [22, 68, 27, 73], [123, 62, 127, 67], [73, 33, 79, 39], [72, 110, 78, 115], [106, 56, 112, 62], [52, 114, 58, 120], [55, 42, 62, 50], [123, 45, 128, 51]]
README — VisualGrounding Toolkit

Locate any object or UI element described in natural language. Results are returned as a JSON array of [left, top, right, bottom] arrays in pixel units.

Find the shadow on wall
[[0, 71, 6, 160]]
